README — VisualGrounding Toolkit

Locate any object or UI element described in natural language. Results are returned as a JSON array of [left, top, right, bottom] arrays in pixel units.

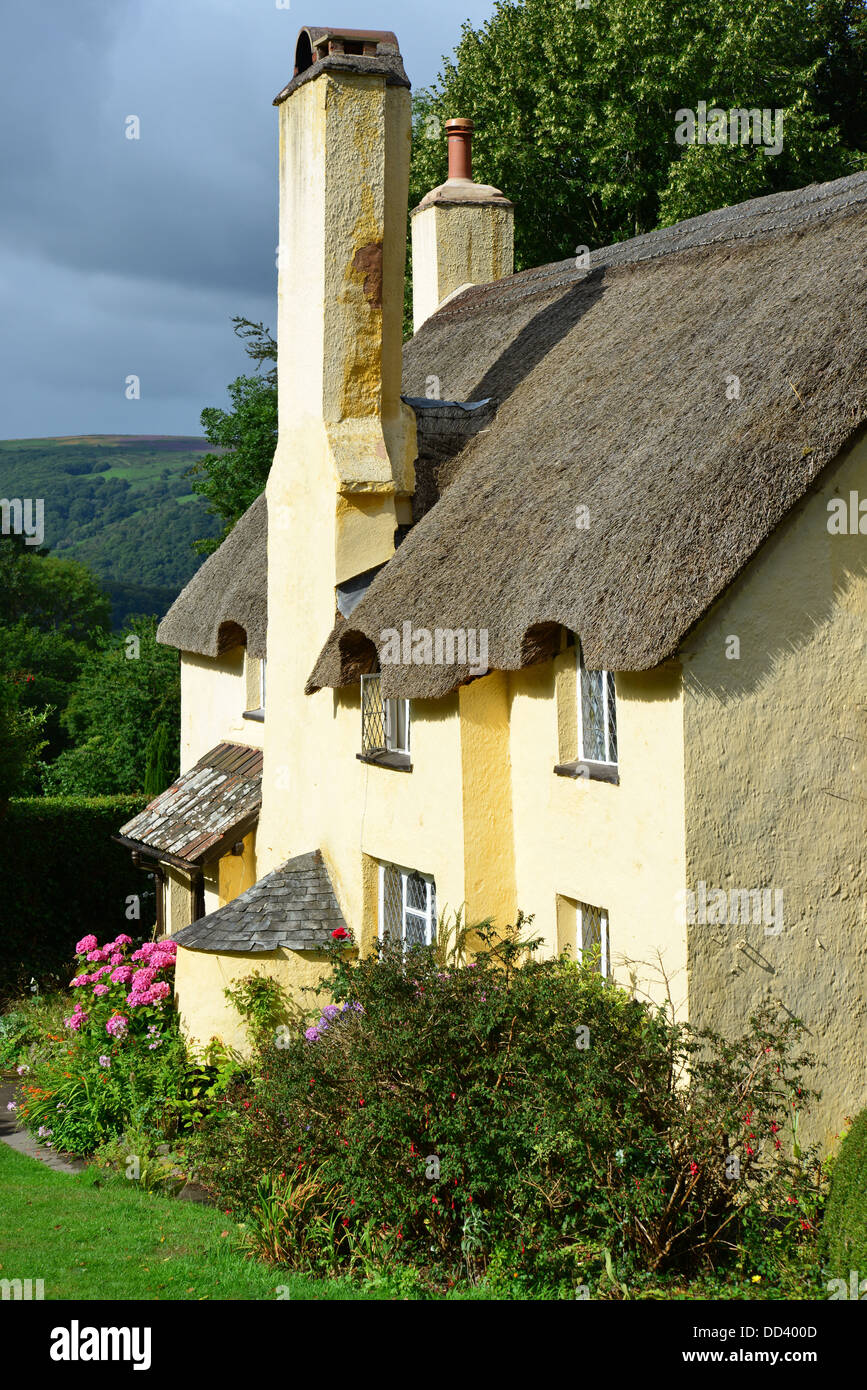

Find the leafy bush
[[0, 795, 151, 1004], [192, 922, 822, 1290], [823, 1109, 867, 1281]]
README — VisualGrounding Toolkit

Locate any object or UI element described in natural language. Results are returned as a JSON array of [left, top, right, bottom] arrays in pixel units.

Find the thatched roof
[[157, 493, 267, 660], [308, 172, 867, 699], [174, 851, 345, 954], [116, 742, 262, 866]]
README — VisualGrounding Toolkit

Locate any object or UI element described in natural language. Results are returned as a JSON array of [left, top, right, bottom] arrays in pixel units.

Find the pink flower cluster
[[63, 1001, 88, 1032], [67, 933, 177, 1021]]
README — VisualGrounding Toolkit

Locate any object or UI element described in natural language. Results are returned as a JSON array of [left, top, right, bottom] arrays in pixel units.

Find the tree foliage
[[191, 317, 277, 549], [41, 617, 180, 797], [409, 0, 867, 272]]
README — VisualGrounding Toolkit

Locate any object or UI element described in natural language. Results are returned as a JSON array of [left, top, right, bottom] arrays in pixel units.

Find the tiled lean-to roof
[[173, 851, 346, 953], [117, 742, 263, 866]]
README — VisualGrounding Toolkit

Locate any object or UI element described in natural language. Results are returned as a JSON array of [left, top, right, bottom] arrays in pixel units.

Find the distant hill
[[0, 436, 221, 628]]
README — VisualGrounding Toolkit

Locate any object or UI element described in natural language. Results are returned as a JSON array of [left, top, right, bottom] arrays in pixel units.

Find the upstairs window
[[379, 862, 437, 947], [359, 673, 411, 767], [579, 657, 617, 767]]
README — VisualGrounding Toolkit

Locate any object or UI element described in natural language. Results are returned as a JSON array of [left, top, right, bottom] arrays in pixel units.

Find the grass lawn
[[0, 1144, 378, 1302]]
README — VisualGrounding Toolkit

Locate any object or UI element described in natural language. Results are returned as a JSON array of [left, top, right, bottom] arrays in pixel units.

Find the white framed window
[[379, 862, 437, 947], [361, 673, 410, 758], [578, 652, 617, 766], [578, 900, 610, 977]]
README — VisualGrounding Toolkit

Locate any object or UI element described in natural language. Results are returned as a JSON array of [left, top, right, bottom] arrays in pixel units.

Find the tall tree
[[0, 679, 48, 811], [41, 617, 180, 797], [0, 535, 111, 762], [191, 317, 277, 551], [409, 0, 867, 272]]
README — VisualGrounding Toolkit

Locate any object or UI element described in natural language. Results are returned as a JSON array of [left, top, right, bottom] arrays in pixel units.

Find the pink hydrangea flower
[[109, 952, 123, 966], [87, 949, 106, 963], [105, 1014, 128, 1037], [113, 934, 133, 947], [148, 981, 170, 1001], [69, 975, 88, 987], [75, 935, 98, 954], [132, 968, 156, 991], [64, 1011, 87, 1031], [111, 966, 133, 985], [92, 984, 109, 996]]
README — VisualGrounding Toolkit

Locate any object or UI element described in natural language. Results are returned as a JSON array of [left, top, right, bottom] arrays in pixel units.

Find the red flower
[[689, 1162, 698, 1176], [332, 927, 349, 940]]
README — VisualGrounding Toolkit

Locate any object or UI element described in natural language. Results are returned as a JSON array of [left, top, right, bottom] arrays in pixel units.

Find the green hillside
[[0, 436, 220, 627]]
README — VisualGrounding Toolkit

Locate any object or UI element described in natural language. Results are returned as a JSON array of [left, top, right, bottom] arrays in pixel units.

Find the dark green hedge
[[824, 1108, 867, 1281], [0, 796, 153, 1005]]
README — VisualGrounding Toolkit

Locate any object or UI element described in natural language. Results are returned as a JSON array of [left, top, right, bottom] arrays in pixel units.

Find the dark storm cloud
[[0, 0, 494, 436]]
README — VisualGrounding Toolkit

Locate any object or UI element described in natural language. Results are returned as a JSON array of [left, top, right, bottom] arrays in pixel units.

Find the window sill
[[554, 759, 619, 785], [357, 751, 412, 772], [242, 708, 265, 723]]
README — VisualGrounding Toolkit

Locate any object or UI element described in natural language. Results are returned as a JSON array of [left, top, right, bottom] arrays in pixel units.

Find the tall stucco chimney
[[258, 27, 415, 874], [411, 118, 514, 334], [270, 26, 415, 587]]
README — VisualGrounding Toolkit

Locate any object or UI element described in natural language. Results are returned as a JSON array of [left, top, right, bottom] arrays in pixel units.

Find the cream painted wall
[[174, 946, 329, 1055], [507, 653, 689, 1013], [165, 867, 194, 938], [411, 200, 514, 333], [180, 649, 264, 772], [682, 432, 867, 1146]]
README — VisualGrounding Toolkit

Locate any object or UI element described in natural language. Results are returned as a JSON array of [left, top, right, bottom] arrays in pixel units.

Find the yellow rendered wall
[[411, 201, 514, 332], [218, 831, 258, 907], [180, 649, 263, 772], [174, 946, 329, 1056], [682, 433, 867, 1147], [507, 655, 689, 1013], [165, 867, 194, 937]]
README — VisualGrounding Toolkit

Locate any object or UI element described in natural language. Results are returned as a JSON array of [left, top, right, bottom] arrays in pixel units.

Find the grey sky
[[0, 0, 494, 438]]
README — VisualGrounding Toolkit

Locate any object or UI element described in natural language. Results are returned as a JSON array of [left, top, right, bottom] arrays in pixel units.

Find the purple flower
[[304, 1027, 321, 1042], [15, 1064, 29, 1075], [106, 1014, 128, 1038], [6, 1102, 17, 1112], [98, 1055, 111, 1068], [37, 1125, 52, 1139]]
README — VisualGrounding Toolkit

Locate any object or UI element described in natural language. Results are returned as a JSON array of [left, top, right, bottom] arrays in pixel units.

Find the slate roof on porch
[[117, 742, 263, 866], [173, 851, 346, 953]]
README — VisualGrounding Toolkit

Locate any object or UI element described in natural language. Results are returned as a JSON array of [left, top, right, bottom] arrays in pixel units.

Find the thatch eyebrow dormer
[[157, 492, 267, 660]]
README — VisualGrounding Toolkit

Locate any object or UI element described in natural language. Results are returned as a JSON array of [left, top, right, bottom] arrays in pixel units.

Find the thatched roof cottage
[[122, 25, 867, 1141]]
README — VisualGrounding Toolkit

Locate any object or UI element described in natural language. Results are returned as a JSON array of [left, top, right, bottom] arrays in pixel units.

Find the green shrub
[[0, 795, 151, 1004], [192, 922, 822, 1289], [823, 1108, 867, 1281]]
